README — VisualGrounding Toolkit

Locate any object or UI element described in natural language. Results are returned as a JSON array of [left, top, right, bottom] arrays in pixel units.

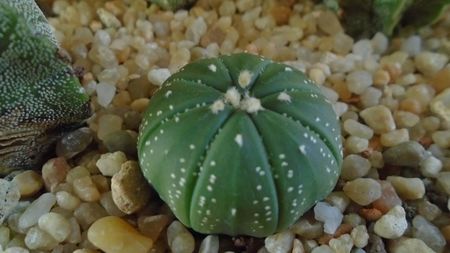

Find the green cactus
[[138, 53, 343, 237], [149, 0, 197, 10], [0, 0, 90, 175]]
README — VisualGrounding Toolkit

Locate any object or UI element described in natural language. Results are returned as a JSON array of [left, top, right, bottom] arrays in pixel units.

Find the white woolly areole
[[234, 134, 243, 147], [238, 70, 253, 88], [225, 87, 241, 107], [240, 96, 263, 113], [210, 99, 225, 114], [277, 92, 291, 102], [208, 64, 217, 72]]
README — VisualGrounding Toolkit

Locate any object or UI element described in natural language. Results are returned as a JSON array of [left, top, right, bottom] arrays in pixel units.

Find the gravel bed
[[1, 0, 450, 252]]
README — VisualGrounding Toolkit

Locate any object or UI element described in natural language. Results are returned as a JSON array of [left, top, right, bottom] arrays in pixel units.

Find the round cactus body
[[137, 53, 343, 237]]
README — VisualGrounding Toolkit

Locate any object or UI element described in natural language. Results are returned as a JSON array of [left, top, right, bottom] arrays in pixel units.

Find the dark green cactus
[[138, 53, 343, 237], [0, 0, 90, 175]]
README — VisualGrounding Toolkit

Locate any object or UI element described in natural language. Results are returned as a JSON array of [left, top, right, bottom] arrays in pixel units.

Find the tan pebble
[[436, 172, 450, 195], [270, 5, 292, 25], [66, 166, 90, 184], [343, 178, 382, 206], [292, 238, 305, 253], [97, 114, 123, 141], [111, 161, 152, 214], [24, 227, 58, 250], [374, 205, 407, 239], [311, 245, 334, 253], [351, 225, 369, 248], [88, 216, 153, 253], [96, 151, 127, 177], [167, 221, 195, 253], [100, 191, 126, 217], [12, 170, 43, 198], [400, 97, 424, 114], [373, 69, 390, 86], [380, 129, 409, 147], [414, 52, 448, 76], [372, 181, 402, 214], [291, 218, 324, 239], [431, 66, 450, 92], [91, 175, 110, 193], [73, 249, 100, 253], [317, 10, 343, 36], [359, 208, 383, 221], [56, 191, 80, 211], [345, 136, 369, 154], [431, 131, 450, 148], [441, 225, 450, 242], [72, 176, 101, 202], [431, 88, 450, 123], [38, 212, 71, 242], [138, 214, 171, 241], [391, 238, 435, 253], [394, 111, 420, 128], [74, 203, 108, 230], [264, 230, 294, 253], [131, 98, 150, 112], [329, 234, 353, 253], [42, 157, 70, 192], [386, 176, 425, 200], [360, 105, 396, 134]]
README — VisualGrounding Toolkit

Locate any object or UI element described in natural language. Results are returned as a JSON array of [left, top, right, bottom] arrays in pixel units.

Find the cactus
[[138, 53, 343, 237], [0, 0, 90, 175]]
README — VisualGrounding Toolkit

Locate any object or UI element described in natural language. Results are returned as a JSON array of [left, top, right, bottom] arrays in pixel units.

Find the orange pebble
[[400, 98, 423, 114], [334, 223, 353, 237], [441, 225, 450, 242], [359, 208, 383, 221]]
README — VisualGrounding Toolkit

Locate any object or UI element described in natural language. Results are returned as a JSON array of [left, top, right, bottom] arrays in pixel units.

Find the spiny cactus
[[0, 0, 90, 175], [138, 53, 343, 237]]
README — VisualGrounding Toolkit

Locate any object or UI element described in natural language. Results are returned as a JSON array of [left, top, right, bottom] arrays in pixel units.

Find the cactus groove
[[138, 53, 343, 237]]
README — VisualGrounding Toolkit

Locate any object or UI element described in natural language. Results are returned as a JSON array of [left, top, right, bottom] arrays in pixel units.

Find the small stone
[[88, 216, 153, 253], [96, 151, 127, 177], [74, 203, 108, 230], [66, 166, 90, 184], [391, 238, 435, 253], [72, 176, 101, 202], [18, 193, 56, 230], [345, 136, 369, 154], [199, 235, 219, 253], [383, 141, 426, 167], [292, 239, 305, 253], [394, 111, 420, 128], [97, 8, 121, 28], [367, 234, 386, 253], [12, 170, 43, 198], [311, 245, 334, 253], [314, 201, 343, 234], [326, 192, 351, 213], [66, 217, 82, 244], [148, 68, 171, 86], [401, 36, 421, 56], [0, 179, 20, 224], [24, 227, 58, 250], [186, 17, 207, 44], [351, 225, 369, 248], [380, 129, 409, 147], [371, 32, 388, 54], [91, 175, 110, 193], [341, 154, 371, 180], [420, 156, 442, 177], [41, 157, 70, 192], [96, 82, 116, 108], [415, 52, 448, 76], [167, 221, 195, 253], [38, 212, 71, 242], [361, 87, 383, 108], [372, 181, 402, 214], [332, 33, 354, 55], [436, 172, 450, 195], [343, 178, 382, 206], [56, 191, 81, 211], [430, 88, 450, 123], [317, 11, 343, 35], [346, 70, 373, 95], [343, 119, 374, 139], [56, 128, 93, 159], [329, 234, 353, 253], [103, 130, 137, 156], [4, 247, 29, 253], [387, 176, 425, 200], [353, 39, 373, 58], [417, 199, 441, 221], [138, 214, 171, 241], [360, 105, 396, 134], [97, 114, 123, 141], [291, 218, 324, 239], [431, 131, 450, 148], [99, 192, 126, 217], [0, 225, 10, 249], [111, 161, 151, 214], [374, 205, 407, 239], [265, 230, 294, 253], [431, 67, 450, 93]]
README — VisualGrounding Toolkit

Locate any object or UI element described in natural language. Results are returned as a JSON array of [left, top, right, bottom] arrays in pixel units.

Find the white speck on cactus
[[210, 161, 216, 166], [165, 90, 172, 97], [231, 209, 237, 216], [208, 64, 217, 72], [256, 185, 262, 191], [189, 144, 195, 149], [234, 134, 243, 147], [277, 92, 291, 102], [299, 145, 307, 154], [210, 99, 225, 114], [225, 87, 241, 107], [238, 70, 253, 88], [279, 154, 286, 159], [285, 67, 293, 71], [240, 96, 263, 113]]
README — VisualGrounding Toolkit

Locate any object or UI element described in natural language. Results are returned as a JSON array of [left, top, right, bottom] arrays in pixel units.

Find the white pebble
[[199, 235, 219, 253], [374, 205, 407, 239], [346, 70, 373, 95], [96, 82, 116, 108], [96, 151, 127, 177], [401, 36, 422, 56], [314, 202, 343, 234], [420, 156, 442, 177], [18, 193, 56, 230], [147, 68, 171, 86], [38, 212, 71, 242], [264, 231, 295, 253]]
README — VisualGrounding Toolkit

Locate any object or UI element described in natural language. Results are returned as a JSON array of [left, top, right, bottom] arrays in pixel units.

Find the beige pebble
[[343, 178, 382, 206], [380, 129, 409, 147], [41, 157, 70, 192], [130, 98, 150, 112], [391, 238, 435, 253], [436, 172, 450, 195], [414, 52, 448, 76], [38, 212, 71, 242], [72, 176, 101, 202], [24, 227, 58, 250], [12, 170, 43, 198], [56, 191, 81, 210], [341, 154, 371, 180], [430, 88, 450, 123], [345, 136, 369, 154], [96, 151, 127, 177], [167, 221, 195, 253], [360, 105, 396, 134], [138, 214, 171, 241], [343, 119, 374, 139], [329, 234, 353, 253], [292, 239, 305, 253], [351, 225, 369, 248], [111, 161, 151, 214], [431, 131, 450, 148], [374, 206, 407, 239], [386, 176, 425, 200], [265, 230, 295, 253], [66, 166, 90, 184], [394, 111, 420, 128], [88, 216, 153, 253]]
